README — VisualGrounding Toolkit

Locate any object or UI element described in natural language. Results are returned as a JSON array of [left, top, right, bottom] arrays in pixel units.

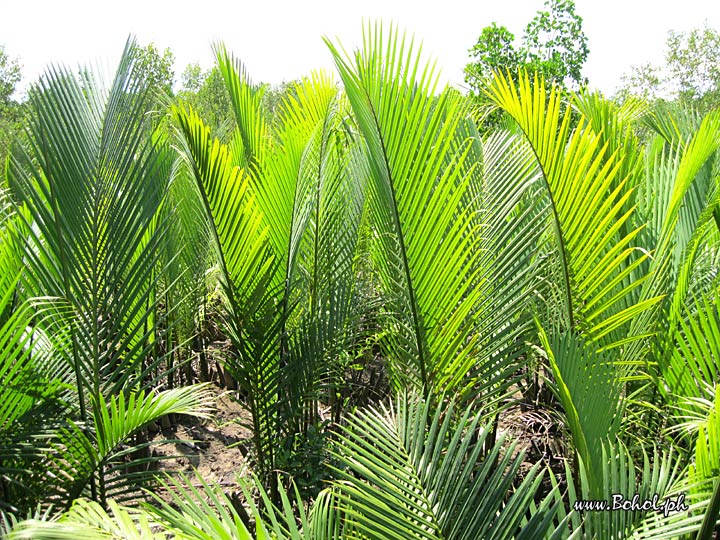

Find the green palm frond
[[173, 103, 279, 485], [633, 111, 720, 407], [696, 477, 720, 540], [7, 38, 177, 401], [329, 393, 559, 540], [538, 326, 622, 498], [146, 470, 314, 540], [215, 44, 268, 172], [485, 70, 659, 349], [326, 23, 485, 397], [574, 91, 647, 272], [689, 387, 720, 487], [174, 57, 366, 495], [46, 384, 214, 507], [644, 104, 705, 147], [147, 471, 255, 540], [562, 441, 690, 540], [642, 108, 720, 283], [279, 75, 368, 439], [574, 91, 646, 186], [172, 104, 274, 314], [3, 39, 217, 509], [484, 71, 672, 517], [6, 498, 166, 539], [672, 385, 720, 534], [0, 297, 70, 513], [0, 188, 27, 325], [630, 414, 719, 540], [467, 126, 550, 410], [309, 488, 350, 540], [664, 294, 719, 403]]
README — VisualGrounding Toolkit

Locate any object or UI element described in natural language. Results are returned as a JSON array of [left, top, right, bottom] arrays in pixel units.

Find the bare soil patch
[[149, 384, 253, 497]]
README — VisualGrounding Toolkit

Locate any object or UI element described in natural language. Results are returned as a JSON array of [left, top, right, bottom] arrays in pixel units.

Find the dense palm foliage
[[1, 24, 719, 539]]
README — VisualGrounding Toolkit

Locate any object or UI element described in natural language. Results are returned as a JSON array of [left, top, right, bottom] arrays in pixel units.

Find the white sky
[[2, 0, 719, 97]]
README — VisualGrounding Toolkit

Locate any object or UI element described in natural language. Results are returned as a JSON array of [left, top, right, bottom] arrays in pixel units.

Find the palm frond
[[46, 384, 214, 507], [326, 23, 485, 397], [467, 126, 549, 410], [538, 326, 622, 498], [147, 470, 314, 540], [485, 70, 659, 349], [6, 498, 165, 540], [330, 392, 559, 540], [0, 298, 70, 512], [635, 111, 720, 405], [664, 294, 720, 403], [564, 441, 689, 540], [7, 38, 177, 401], [173, 103, 279, 485]]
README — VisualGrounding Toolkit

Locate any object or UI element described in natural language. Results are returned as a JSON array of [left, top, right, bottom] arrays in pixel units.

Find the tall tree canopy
[[620, 23, 720, 111], [0, 44, 22, 176], [0, 45, 21, 107], [464, 0, 589, 94], [134, 42, 175, 97]]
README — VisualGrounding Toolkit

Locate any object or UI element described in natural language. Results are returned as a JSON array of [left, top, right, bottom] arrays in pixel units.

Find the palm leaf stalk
[[326, 23, 488, 399], [173, 54, 366, 495], [6, 39, 213, 508], [173, 103, 278, 490], [484, 70, 661, 497]]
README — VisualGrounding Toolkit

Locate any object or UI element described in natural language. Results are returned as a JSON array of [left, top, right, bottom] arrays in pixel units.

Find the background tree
[[618, 62, 663, 102], [465, 23, 518, 92], [619, 23, 720, 111], [260, 80, 299, 122], [134, 42, 175, 98], [180, 62, 204, 94], [523, 0, 589, 87], [464, 0, 589, 96], [666, 24, 720, 106], [0, 46, 21, 107], [0, 45, 22, 178], [177, 64, 235, 140]]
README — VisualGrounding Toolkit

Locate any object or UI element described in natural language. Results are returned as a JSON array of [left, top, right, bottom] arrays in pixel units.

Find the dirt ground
[[150, 384, 254, 494], [145, 370, 567, 508]]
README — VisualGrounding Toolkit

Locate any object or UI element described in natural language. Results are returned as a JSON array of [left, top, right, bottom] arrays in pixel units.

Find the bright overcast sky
[[2, 0, 719, 97]]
